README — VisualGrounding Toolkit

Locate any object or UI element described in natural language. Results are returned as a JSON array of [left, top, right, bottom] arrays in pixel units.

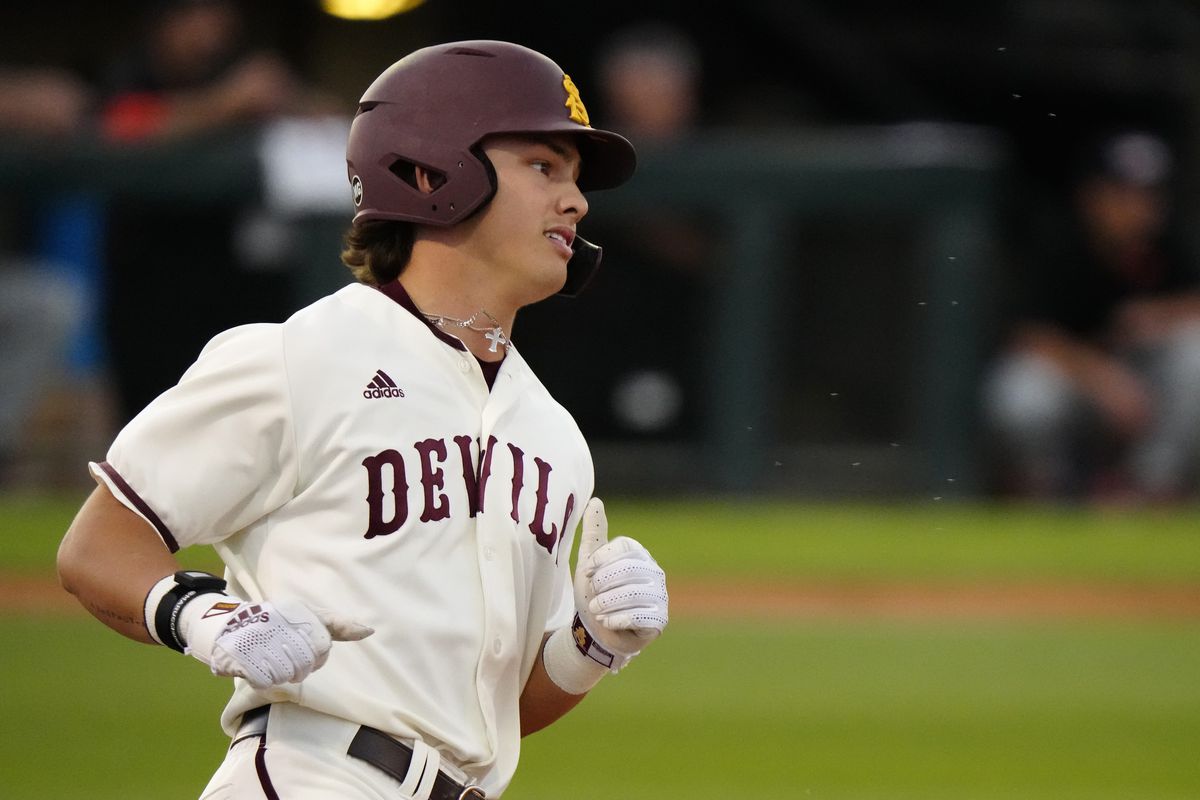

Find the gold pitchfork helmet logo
[[562, 74, 590, 127]]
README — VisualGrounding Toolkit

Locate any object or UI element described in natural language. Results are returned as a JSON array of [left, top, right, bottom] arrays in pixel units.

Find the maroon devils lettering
[[507, 443, 525, 523], [528, 457, 561, 554], [361, 435, 574, 555], [362, 449, 408, 538], [556, 493, 575, 564], [477, 434, 497, 513], [415, 438, 450, 523], [453, 435, 480, 518]]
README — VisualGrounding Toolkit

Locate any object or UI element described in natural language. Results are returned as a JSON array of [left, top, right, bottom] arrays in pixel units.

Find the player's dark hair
[[340, 220, 416, 286]]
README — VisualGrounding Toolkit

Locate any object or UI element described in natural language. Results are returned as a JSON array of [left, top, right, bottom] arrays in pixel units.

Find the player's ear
[[414, 166, 446, 195]]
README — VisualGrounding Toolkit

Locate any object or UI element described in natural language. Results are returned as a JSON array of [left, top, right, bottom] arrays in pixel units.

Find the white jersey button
[[457, 358, 471, 373], [484, 546, 496, 561], [493, 637, 503, 655]]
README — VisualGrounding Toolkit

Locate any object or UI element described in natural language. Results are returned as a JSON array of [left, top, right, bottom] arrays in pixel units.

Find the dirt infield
[[7, 574, 1200, 621], [668, 580, 1200, 620]]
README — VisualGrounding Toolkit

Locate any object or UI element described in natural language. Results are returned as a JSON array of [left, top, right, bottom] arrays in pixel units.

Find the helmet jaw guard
[[559, 236, 603, 298]]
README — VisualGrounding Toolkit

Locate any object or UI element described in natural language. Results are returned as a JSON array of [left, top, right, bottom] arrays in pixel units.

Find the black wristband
[[153, 571, 227, 653]]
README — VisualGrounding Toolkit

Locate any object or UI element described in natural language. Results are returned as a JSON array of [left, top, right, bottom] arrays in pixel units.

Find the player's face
[[465, 134, 589, 306]]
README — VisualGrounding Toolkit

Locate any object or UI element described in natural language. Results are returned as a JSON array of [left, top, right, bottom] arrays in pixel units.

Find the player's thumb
[[578, 497, 609, 565], [313, 608, 375, 642]]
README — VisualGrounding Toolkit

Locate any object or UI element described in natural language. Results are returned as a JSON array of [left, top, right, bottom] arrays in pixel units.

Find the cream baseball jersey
[[90, 281, 591, 796]]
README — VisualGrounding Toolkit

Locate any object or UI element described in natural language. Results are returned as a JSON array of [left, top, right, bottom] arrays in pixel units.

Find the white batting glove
[[180, 596, 374, 690], [573, 497, 669, 668], [543, 498, 669, 694]]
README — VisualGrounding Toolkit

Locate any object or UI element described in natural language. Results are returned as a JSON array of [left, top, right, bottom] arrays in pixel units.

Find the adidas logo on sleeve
[[363, 370, 405, 399]]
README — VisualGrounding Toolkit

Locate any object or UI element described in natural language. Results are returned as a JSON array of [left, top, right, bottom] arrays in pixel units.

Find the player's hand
[[181, 597, 373, 689], [574, 498, 668, 668]]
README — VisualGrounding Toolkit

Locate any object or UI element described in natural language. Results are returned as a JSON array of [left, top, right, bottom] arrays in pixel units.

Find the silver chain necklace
[[422, 309, 511, 353]]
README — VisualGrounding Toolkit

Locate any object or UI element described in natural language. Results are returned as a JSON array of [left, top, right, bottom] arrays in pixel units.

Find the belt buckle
[[458, 788, 486, 800]]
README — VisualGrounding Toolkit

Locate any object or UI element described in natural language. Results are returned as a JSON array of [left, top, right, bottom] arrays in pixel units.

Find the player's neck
[[399, 258, 517, 362], [407, 241, 518, 311]]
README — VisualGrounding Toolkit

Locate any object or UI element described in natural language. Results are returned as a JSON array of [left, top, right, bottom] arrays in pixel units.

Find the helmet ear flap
[[468, 143, 499, 216], [388, 158, 446, 193], [422, 143, 498, 224]]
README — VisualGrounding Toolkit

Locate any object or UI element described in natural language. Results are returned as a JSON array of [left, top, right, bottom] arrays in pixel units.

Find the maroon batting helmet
[[345, 40, 636, 296], [347, 40, 636, 225]]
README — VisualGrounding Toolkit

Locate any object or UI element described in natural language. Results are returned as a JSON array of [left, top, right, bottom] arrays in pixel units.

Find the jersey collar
[[375, 279, 508, 390], [375, 279, 466, 352]]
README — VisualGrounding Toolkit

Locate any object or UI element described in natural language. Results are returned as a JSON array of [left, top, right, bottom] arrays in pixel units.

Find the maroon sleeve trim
[[96, 461, 180, 553]]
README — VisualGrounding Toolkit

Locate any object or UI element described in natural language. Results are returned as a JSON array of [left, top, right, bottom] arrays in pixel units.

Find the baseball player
[[57, 40, 669, 799]]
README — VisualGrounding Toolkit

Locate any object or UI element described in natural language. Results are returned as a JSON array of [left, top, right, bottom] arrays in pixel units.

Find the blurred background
[[3, 2, 1200, 799], [3, 0, 1200, 504]]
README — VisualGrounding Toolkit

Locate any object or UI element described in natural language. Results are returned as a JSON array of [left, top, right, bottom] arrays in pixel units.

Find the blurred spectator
[[593, 22, 712, 273], [0, 68, 92, 137], [99, 0, 333, 142], [99, 0, 333, 424], [596, 23, 702, 143], [0, 69, 91, 483], [518, 23, 715, 441], [983, 130, 1200, 502], [0, 263, 84, 481]]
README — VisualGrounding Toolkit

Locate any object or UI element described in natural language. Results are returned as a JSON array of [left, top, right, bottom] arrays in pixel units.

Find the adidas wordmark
[[364, 370, 405, 399]]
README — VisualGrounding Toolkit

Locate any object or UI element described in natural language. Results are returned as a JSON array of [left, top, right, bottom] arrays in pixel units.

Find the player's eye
[[530, 160, 552, 175]]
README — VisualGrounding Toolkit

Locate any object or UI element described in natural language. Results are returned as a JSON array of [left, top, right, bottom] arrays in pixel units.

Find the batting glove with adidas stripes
[[144, 574, 373, 689], [186, 597, 373, 688]]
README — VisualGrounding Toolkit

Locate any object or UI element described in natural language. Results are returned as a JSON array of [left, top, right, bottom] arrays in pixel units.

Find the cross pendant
[[485, 327, 507, 353]]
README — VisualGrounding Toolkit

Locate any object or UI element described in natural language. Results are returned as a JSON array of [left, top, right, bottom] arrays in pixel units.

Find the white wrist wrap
[[178, 594, 242, 662], [542, 625, 609, 695]]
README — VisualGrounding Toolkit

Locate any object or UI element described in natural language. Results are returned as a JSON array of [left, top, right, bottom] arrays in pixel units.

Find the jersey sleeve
[[91, 323, 298, 551]]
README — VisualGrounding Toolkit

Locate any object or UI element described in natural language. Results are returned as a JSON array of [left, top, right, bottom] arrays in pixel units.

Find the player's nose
[[558, 181, 588, 221]]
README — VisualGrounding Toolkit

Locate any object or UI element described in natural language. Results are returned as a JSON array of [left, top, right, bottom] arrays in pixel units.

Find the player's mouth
[[544, 226, 575, 259]]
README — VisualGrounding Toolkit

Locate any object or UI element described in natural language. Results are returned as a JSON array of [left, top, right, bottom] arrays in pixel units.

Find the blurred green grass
[[4, 617, 1198, 799], [515, 618, 1200, 800], [621, 499, 1200, 584], [3, 493, 1200, 798]]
